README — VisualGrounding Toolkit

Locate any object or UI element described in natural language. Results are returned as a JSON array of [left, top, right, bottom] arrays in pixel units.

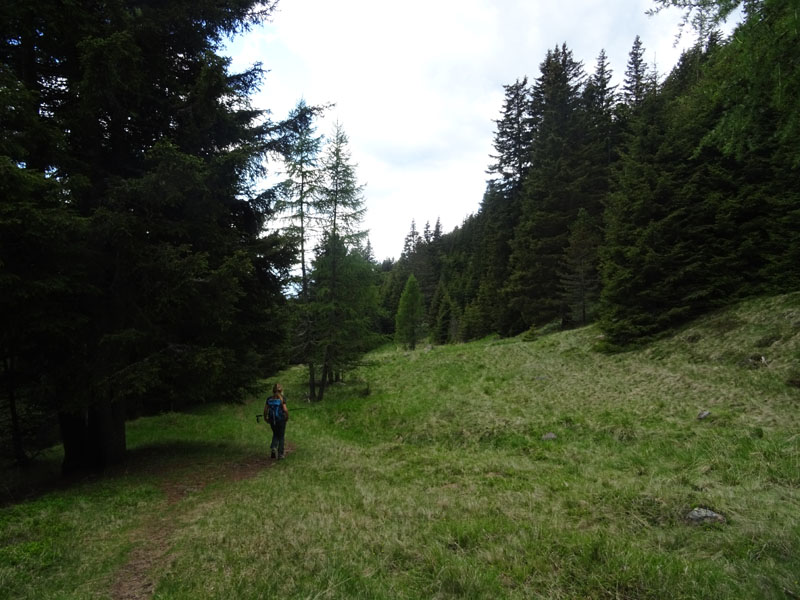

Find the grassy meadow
[[2, 292, 799, 599]]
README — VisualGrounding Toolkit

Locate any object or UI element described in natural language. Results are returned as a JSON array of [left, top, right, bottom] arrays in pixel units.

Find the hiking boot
[[278, 453, 286, 460], [270, 449, 277, 459]]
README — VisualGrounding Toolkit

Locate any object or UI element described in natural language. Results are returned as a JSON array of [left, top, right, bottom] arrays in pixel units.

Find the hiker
[[264, 383, 289, 459]]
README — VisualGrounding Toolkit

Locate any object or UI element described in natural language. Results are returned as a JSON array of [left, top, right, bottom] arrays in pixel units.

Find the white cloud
[[224, 0, 741, 261]]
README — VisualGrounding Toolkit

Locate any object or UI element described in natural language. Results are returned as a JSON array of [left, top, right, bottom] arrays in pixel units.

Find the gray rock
[[697, 410, 711, 420], [740, 354, 769, 369], [541, 432, 557, 441], [686, 507, 726, 524]]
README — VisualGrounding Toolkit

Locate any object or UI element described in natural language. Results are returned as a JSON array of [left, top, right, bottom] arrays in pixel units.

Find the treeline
[[381, 0, 799, 349], [3, 0, 798, 472]]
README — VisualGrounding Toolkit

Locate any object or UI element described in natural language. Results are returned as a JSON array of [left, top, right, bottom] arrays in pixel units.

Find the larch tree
[[279, 99, 326, 301], [309, 122, 371, 401], [278, 99, 326, 399]]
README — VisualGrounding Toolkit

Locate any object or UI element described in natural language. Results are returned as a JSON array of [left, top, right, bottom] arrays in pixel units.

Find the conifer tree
[[428, 279, 447, 334], [434, 294, 460, 345], [599, 0, 799, 346], [427, 275, 457, 341], [311, 122, 368, 400], [583, 49, 619, 171], [383, 0, 799, 352], [623, 36, 648, 108], [487, 77, 535, 192], [279, 99, 326, 300], [308, 235, 379, 390], [379, 265, 409, 336], [318, 122, 367, 247], [506, 43, 588, 328], [402, 220, 422, 258], [278, 99, 326, 398], [362, 239, 376, 264], [648, 0, 759, 39], [432, 218, 443, 242], [600, 46, 714, 345], [482, 77, 535, 334], [559, 208, 601, 325], [599, 83, 671, 346], [379, 220, 423, 333], [1, 0, 296, 472], [395, 275, 425, 350]]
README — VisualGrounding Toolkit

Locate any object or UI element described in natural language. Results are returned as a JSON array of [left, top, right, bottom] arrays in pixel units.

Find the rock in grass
[[740, 354, 769, 369], [541, 432, 557, 441], [697, 410, 711, 420], [686, 507, 726, 524]]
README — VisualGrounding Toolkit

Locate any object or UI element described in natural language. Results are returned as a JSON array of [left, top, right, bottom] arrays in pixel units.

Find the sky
[[223, 0, 735, 261]]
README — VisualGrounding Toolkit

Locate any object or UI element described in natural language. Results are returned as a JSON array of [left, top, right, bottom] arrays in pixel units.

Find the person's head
[[273, 383, 283, 398]]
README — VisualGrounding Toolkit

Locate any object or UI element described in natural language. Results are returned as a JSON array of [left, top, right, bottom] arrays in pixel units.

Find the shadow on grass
[[1, 439, 274, 508]]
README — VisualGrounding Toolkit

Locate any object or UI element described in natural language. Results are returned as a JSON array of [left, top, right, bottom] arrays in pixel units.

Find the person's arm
[[281, 397, 289, 419], [263, 399, 270, 421]]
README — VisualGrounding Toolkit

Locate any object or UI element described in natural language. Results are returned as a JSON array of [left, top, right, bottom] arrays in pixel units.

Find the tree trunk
[[59, 409, 90, 475], [59, 399, 126, 474], [7, 372, 28, 466], [308, 362, 316, 401], [88, 400, 127, 470], [317, 355, 329, 403], [2, 357, 27, 465]]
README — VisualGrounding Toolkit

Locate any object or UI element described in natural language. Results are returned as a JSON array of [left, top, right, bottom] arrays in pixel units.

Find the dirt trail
[[110, 445, 294, 600]]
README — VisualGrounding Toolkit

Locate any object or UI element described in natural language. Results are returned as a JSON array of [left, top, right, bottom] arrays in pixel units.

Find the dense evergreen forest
[[1, 0, 297, 471], [1, 0, 798, 472], [379, 0, 798, 352]]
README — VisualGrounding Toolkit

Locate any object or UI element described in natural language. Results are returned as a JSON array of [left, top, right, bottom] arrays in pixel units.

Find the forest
[[1, 0, 798, 474], [382, 0, 799, 349]]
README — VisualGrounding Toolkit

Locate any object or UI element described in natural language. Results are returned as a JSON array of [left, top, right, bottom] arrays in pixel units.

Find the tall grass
[[2, 292, 799, 599]]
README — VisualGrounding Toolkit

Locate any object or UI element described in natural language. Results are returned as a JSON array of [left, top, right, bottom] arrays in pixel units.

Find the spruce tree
[[308, 235, 379, 390], [559, 208, 601, 326], [583, 49, 619, 173], [600, 46, 717, 345], [435, 294, 461, 345], [599, 0, 799, 347], [395, 275, 425, 350], [487, 77, 535, 192], [482, 78, 535, 334], [623, 36, 648, 109], [1, 0, 296, 472], [379, 220, 422, 335], [506, 43, 588, 328]]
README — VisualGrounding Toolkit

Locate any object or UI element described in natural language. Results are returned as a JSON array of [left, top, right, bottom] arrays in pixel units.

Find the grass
[[2, 291, 799, 599]]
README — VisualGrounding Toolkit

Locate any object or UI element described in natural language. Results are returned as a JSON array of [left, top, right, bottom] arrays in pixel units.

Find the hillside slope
[[2, 292, 798, 599]]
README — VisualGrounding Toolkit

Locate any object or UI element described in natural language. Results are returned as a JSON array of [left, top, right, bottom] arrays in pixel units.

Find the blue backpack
[[266, 397, 285, 424]]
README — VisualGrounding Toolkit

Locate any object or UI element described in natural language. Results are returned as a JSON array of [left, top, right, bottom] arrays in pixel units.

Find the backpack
[[266, 397, 285, 424]]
